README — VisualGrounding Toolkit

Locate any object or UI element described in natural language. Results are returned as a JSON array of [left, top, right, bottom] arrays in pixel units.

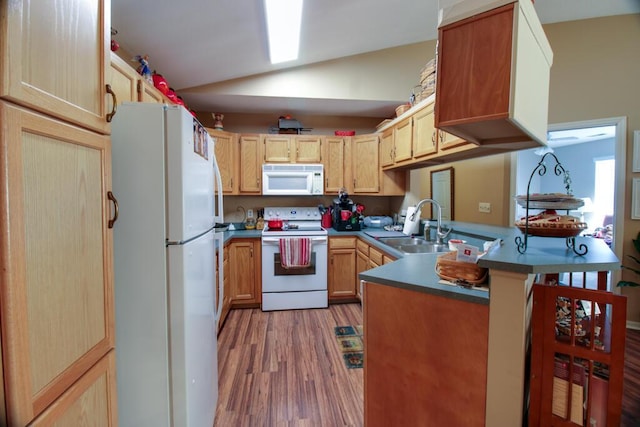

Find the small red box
[[335, 130, 355, 136]]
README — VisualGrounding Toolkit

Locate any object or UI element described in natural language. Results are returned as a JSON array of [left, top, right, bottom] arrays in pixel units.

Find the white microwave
[[262, 164, 324, 196]]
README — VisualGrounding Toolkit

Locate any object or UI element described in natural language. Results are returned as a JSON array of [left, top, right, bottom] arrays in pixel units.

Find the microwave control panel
[[312, 172, 323, 194]]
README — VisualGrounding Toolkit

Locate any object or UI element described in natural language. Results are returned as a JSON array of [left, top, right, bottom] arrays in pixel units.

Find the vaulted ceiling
[[111, 0, 639, 117]]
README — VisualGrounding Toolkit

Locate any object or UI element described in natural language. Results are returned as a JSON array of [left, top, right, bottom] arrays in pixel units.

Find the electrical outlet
[[247, 209, 254, 218], [478, 202, 491, 213]]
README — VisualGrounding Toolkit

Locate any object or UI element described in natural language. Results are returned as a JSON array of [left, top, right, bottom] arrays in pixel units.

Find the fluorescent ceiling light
[[264, 0, 303, 64]]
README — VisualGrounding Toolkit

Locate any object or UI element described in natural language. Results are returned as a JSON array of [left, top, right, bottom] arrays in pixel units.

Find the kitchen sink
[[396, 243, 450, 254], [379, 237, 430, 246], [378, 237, 450, 254]]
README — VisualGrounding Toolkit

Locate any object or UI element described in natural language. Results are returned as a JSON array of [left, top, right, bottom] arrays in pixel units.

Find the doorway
[[510, 117, 627, 290]]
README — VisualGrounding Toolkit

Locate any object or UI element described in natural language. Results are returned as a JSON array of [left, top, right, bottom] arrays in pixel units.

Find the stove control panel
[[264, 207, 321, 221]]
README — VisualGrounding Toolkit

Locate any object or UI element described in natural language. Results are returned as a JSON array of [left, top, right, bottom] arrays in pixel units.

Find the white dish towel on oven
[[279, 237, 312, 269]]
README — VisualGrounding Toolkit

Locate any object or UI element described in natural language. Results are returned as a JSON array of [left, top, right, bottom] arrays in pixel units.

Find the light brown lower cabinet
[[355, 239, 396, 300], [363, 281, 489, 427], [30, 351, 117, 426], [328, 237, 357, 301], [0, 101, 116, 425], [219, 243, 232, 332], [229, 239, 262, 307], [355, 241, 369, 301]]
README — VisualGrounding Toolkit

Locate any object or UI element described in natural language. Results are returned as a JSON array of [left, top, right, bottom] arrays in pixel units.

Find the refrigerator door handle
[[166, 225, 218, 246], [211, 136, 224, 225]]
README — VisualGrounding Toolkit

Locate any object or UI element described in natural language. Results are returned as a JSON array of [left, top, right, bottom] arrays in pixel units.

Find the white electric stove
[[261, 207, 328, 311]]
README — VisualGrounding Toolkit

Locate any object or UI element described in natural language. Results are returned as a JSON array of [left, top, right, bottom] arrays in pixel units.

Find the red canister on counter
[[321, 211, 332, 228]]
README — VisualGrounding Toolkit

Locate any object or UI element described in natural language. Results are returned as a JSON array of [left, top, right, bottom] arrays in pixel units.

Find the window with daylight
[[592, 157, 615, 228]]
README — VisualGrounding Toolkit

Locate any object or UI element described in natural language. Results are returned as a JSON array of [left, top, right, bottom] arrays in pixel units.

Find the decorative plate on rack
[[515, 193, 584, 210]]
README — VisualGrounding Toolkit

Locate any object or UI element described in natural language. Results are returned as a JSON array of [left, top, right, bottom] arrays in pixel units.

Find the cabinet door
[[368, 247, 384, 267], [229, 240, 261, 304], [210, 129, 237, 194], [379, 129, 394, 168], [295, 136, 322, 163], [383, 255, 396, 264], [393, 117, 413, 163], [0, 101, 114, 424], [436, 1, 551, 145], [139, 80, 166, 103], [324, 137, 347, 194], [264, 135, 291, 163], [329, 249, 357, 299], [438, 129, 472, 153], [1, 0, 111, 134], [220, 245, 231, 332], [239, 135, 262, 193], [30, 351, 117, 426], [352, 134, 380, 193], [355, 247, 369, 300], [108, 53, 138, 106], [413, 102, 438, 158]]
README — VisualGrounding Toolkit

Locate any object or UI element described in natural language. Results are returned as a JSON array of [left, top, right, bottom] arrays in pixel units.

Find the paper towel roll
[[402, 206, 420, 235]]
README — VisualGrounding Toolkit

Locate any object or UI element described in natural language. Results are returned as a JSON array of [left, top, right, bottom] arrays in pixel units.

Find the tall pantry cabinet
[[0, 1, 117, 426]]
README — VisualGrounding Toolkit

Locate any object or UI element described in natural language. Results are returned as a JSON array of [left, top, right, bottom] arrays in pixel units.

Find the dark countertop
[[219, 221, 620, 306]]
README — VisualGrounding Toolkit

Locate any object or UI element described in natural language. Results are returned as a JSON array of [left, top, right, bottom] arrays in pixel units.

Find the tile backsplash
[[222, 195, 402, 222]]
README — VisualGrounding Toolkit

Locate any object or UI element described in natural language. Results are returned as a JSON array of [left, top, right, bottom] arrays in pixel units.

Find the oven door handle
[[262, 236, 328, 245]]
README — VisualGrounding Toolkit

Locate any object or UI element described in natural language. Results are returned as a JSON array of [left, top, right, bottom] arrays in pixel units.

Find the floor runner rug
[[334, 325, 364, 369]]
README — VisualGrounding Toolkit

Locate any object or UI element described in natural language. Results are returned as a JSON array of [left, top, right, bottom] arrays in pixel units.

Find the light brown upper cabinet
[[209, 129, 239, 194], [295, 135, 323, 163], [264, 135, 322, 163], [435, 0, 553, 148], [392, 117, 413, 164], [109, 53, 139, 105], [324, 136, 351, 194], [109, 52, 170, 110], [412, 102, 438, 159], [352, 134, 381, 193], [1, 0, 112, 135], [352, 134, 405, 196], [239, 134, 263, 194], [379, 129, 394, 168], [264, 135, 291, 162], [139, 80, 168, 104]]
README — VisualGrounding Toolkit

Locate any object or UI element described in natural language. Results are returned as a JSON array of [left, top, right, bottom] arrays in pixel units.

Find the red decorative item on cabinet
[[152, 73, 169, 94]]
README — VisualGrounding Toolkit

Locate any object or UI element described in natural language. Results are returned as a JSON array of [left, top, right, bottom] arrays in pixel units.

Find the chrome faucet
[[409, 198, 452, 244]]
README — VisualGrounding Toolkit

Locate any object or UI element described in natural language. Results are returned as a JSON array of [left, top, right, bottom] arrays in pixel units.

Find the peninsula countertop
[[357, 221, 620, 305], [218, 221, 620, 305]]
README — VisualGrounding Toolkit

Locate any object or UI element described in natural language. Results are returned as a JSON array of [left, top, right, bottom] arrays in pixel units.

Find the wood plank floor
[[214, 304, 640, 426], [214, 304, 363, 426]]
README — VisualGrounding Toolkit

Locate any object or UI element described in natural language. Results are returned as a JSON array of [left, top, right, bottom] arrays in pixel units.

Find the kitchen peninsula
[[358, 222, 620, 427]]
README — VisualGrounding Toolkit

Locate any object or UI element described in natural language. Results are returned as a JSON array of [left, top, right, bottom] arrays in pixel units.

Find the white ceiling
[[111, 0, 639, 117]]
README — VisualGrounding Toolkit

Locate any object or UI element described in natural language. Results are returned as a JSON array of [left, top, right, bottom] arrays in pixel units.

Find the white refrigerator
[[111, 103, 224, 427]]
